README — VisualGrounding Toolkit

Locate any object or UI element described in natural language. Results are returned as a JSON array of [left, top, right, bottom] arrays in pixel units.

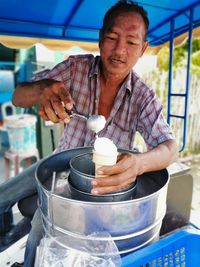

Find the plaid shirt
[[34, 54, 173, 153]]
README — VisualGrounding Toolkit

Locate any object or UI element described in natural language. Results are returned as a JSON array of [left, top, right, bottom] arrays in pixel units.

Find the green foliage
[[157, 47, 169, 71], [191, 38, 200, 53], [192, 51, 200, 67], [157, 38, 200, 72], [173, 45, 187, 68]]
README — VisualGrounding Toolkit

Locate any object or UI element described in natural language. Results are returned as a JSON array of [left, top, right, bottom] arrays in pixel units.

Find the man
[[1, 1, 178, 266]]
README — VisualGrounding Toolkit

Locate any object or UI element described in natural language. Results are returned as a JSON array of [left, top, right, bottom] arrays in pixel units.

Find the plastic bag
[[35, 232, 122, 267]]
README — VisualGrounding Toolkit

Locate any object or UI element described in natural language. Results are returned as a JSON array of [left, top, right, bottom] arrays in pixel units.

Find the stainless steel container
[[36, 146, 169, 254], [41, 214, 162, 255], [69, 152, 137, 201], [68, 179, 137, 202]]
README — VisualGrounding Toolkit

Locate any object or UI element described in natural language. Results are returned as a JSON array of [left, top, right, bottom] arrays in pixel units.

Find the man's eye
[[106, 36, 117, 40], [128, 41, 137, 45]]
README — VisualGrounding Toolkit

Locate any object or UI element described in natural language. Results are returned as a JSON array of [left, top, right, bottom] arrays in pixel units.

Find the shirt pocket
[[103, 121, 131, 149]]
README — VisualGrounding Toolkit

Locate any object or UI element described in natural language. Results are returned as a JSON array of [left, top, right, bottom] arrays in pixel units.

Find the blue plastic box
[[122, 228, 200, 267]]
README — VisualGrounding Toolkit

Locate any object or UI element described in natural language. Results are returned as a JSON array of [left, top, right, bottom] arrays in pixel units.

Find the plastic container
[[5, 114, 37, 153], [121, 227, 200, 266]]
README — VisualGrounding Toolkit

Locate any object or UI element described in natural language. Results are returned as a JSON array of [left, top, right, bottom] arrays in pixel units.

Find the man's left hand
[[91, 153, 141, 195]]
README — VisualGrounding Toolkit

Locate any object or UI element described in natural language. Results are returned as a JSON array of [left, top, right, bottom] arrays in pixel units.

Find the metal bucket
[[69, 152, 137, 201], [36, 147, 169, 253], [41, 214, 162, 255]]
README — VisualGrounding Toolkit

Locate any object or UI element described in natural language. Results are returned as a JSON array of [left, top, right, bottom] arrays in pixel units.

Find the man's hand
[[91, 139, 178, 195], [13, 79, 74, 124], [38, 80, 73, 123], [91, 153, 140, 195]]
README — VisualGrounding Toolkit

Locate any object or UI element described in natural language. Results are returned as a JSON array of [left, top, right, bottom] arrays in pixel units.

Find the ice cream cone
[[92, 137, 118, 176], [93, 151, 118, 175]]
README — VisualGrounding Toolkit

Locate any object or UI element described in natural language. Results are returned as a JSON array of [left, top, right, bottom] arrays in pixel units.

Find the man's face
[[99, 12, 148, 78]]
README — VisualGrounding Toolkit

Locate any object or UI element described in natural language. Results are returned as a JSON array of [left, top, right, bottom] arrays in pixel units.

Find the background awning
[[1, 27, 200, 54], [0, 0, 200, 51]]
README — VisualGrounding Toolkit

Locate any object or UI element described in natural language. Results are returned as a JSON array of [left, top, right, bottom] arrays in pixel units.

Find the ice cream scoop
[[67, 109, 106, 133], [86, 115, 106, 133]]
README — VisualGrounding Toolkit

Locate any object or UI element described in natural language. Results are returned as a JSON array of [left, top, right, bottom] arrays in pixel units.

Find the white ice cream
[[94, 137, 118, 156], [87, 115, 106, 133], [93, 137, 118, 171]]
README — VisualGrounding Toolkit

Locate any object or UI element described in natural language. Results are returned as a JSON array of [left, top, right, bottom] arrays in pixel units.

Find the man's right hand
[[13, 79, 74, 124], [38, 80, 73, 123]]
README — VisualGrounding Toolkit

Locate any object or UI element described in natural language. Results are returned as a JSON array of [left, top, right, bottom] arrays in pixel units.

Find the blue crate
[[122, 228, 200, 267]]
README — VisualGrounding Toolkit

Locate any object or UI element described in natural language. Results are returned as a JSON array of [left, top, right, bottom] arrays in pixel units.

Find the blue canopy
[[0, 0, 200, 47]]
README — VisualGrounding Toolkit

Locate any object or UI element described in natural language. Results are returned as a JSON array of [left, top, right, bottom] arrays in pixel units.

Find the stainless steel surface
[[36, 147, 169, 253], [69, 111, 88, 121], [41, 213, 163, 255], [69, 152, 136, 196], [66, 107, 106, 132], [69, 152, 95, 192], [64, 104, 89, 121], [68, 176, 137, 202]]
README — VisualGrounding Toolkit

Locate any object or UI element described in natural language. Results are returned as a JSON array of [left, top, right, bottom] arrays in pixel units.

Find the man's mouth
[[110, 57, 125, 64]]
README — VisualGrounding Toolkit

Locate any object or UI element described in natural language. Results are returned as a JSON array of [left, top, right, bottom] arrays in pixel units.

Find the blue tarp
[[0, 0, 200, 46]]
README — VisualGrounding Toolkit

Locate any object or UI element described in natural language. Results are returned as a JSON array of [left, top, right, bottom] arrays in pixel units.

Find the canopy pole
[[167, 19, 174, 126], [182, 7, 194, 151], [167, 8, 194, 152]]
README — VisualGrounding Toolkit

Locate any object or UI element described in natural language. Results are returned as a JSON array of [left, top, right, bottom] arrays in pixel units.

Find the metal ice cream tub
[[36, 146, 169, 253]]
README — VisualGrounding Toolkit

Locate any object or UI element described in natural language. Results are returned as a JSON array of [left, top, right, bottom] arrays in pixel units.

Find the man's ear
[[140, 40, 149, 57]]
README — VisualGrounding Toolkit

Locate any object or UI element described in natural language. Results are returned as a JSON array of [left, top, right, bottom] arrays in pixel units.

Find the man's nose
[[114, 39, 127, 55]]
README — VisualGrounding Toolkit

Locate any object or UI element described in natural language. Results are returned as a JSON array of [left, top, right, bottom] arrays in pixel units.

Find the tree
[[157, 38, 200, 72]]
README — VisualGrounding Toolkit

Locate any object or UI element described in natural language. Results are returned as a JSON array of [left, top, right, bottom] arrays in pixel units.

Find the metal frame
[[167, 7, 195, 151], [148, 1, 200, 46]]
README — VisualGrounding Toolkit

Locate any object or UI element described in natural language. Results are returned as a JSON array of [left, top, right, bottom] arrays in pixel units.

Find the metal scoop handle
[[64, 107, 88, 121], [69, 111, 88, 121]]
